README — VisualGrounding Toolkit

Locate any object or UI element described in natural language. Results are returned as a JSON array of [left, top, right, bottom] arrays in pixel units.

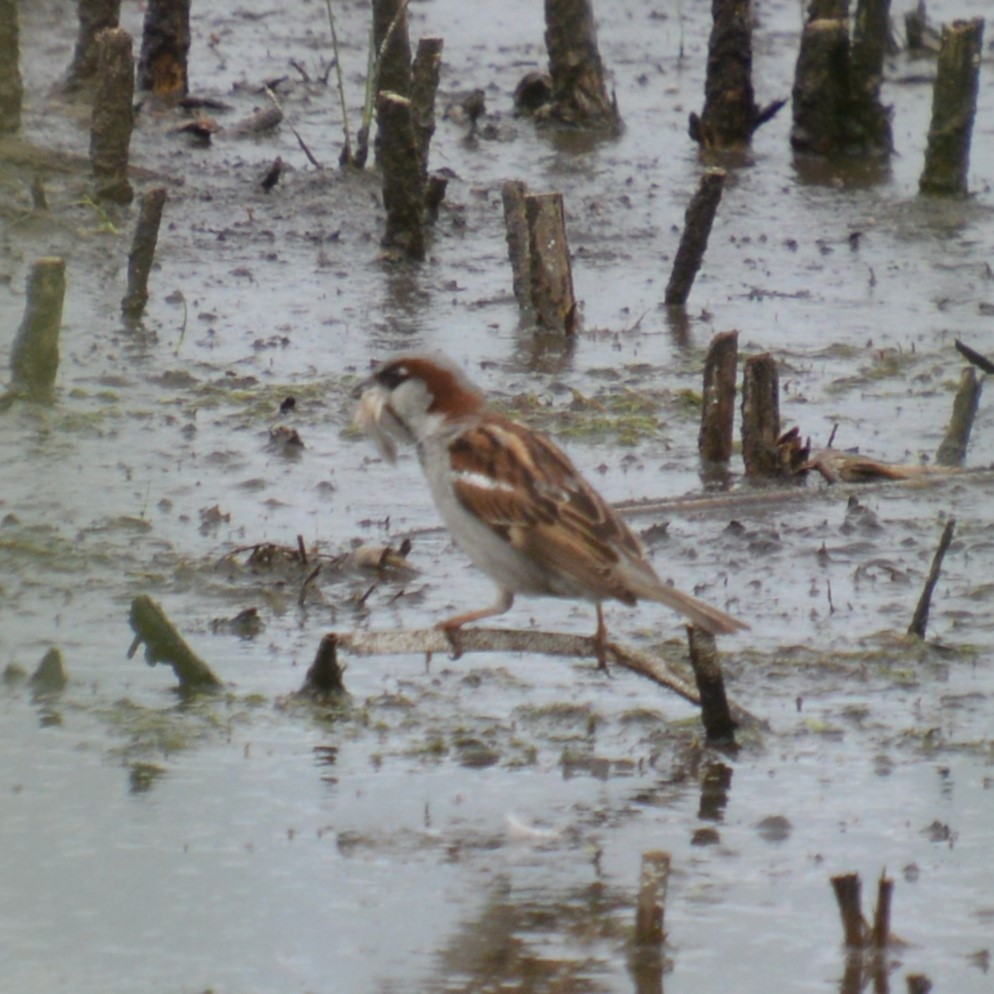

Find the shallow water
[[2, 1, 994, 992]]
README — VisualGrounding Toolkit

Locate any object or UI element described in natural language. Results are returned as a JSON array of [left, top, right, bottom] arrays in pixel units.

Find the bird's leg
[[438, 589, 514, 659], [593, 603, 611, 673]]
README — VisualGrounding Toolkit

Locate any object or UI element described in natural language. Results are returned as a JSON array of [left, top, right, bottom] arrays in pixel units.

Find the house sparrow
[[354, 353, 747, 663]]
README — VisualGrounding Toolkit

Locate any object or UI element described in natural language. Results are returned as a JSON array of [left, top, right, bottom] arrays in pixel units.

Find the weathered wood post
[[0, 0, 23, 132], [10, 258, 67, 401], [378, 91, 425, 261], [90, 27, 135, 204], [64, 0, 122, 93], [919, 18, 986, 196], [372, 0, 413, 166], [137, 0, 191, 97], [699, 330, 739, 464], [665, 169, 726, 306], [122, 187, 168, 318], [741, 353, 781, 478]]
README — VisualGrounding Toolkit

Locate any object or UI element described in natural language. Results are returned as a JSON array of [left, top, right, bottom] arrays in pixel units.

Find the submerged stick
[[698, 330, 739, 464], [122, 187, 167, 318], [90, 27, 135, 204], [0, 0, 23, 132], [128, 594, 222, 690], [9, 257, 66, 400], [935, 367, 981, 467], [664, 168, 726, 307], [137, 0, 191, 97], [908, 517, 956, 639], [919, 18, 985, 196], [686, 626, 736, 742]]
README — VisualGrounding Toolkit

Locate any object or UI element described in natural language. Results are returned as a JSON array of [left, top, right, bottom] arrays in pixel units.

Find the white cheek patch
[[453, 470, 517, 493]]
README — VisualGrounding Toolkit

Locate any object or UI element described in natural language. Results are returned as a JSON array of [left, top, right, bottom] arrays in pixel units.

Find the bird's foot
[[438, 622, 465, 660]]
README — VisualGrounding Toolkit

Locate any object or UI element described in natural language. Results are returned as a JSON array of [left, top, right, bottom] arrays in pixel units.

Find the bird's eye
[[377, 364, 409, 390]]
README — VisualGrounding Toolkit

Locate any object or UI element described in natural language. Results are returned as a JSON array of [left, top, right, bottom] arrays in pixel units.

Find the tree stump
[[122, 187, 168, 318], [90, 27, 135, 204], [64, 0, 122, 93], [699, 330, 739, 464], [741, 353, 782, 478], [919, 18, 986, 196], [137, 0, 191, 97], [378, 90, 425, 260], [10, 257, 66, 400], [0, 0, 23, 132]]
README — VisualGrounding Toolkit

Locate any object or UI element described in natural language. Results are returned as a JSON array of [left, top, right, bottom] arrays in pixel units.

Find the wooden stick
[[122, 187, 167, 318], [9, 257, 66, 400], [686, 627, 737, 742], [908, 517, 956, 639], [502, 180, 531, 308], [0, 0, 22, 133], [334, 626, 759, 731], [665, 168, 726, 306], [831, 872, 866, 948], [378, 90, 425, 260], [524, 191, 577, 334], [871, 870, 893, 949], [919, 18, 985, 196], [90, 27, 135, 204], [935, 367, 981, 467], [740, 352, 781, 478], [410, 37, 443, 183], [698, 330, 739, 464]]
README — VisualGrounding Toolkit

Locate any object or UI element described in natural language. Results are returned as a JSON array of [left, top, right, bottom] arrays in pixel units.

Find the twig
[[908, 517, 957, 639], [323, 0, 353, 162], [264, 85, 322, 169], [333, 626, 759, 726]]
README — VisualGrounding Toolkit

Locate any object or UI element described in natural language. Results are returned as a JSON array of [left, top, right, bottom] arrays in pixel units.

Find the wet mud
[[2, 1, 994, 993]]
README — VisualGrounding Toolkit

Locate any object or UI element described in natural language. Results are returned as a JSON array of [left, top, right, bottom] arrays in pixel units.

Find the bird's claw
[[439, 624, 465, 660]]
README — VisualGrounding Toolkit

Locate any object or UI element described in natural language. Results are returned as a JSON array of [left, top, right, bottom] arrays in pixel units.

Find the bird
[[354, 352, 747, 664]]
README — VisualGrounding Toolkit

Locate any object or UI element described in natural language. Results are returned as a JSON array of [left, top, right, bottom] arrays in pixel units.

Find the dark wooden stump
[[791, 15, 852, 155], [740, 352, 782, 478], [90, 26, 135, 204], [665, 168, 726, 306], [411, 36, 443, 184], [378, 90, 425, 261], [9, 257, 66, 400], [699, 330, 739, 464], [690, 0, 785, 150], [0, 0, 23, 132], [137, 0, 191, 97], [919, 18, 986, 196], [831, 872, 866, 947], [300, 634, 348, 697], [127, 595, 222, 690], [542, 0, 621, 131], [372, 0, 413, 166], [687, 627, 737, 742], [64, 0, 122, 93], [122, 187, 168, 318], [849, 0, 894, 153]]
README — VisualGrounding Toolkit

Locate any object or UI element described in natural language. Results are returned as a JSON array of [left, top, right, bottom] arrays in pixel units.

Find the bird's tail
[[643, 582, 748, 636]]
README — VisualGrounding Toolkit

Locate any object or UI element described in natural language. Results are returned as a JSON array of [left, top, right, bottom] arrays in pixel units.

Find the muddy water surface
[[2, 1, 994, 992]]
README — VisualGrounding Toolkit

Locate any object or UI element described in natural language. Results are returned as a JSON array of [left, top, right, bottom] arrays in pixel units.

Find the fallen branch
[[332, 626, 760, 726]]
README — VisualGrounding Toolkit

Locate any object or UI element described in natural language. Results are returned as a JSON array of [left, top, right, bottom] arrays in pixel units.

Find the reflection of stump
[[664, 169, 726, 307], [741, 353, 781, 478], [378, 91, 425, 260], [90, 27, 135, 204], [919, 18, 986, 196], [699, 330, 739, 464], [64, 0, 122, 93], [10, 258, 66, 400], [0, 0, 23, 132], [690, 0, 785, 150], [502, 182, 577, 334], [542, 0, 620, 131], [122, 187, 168, 318], [137, 0, 191, 97]]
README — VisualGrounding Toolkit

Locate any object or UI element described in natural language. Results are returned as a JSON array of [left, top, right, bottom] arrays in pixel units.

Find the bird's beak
[[353, 384, 398, 464]]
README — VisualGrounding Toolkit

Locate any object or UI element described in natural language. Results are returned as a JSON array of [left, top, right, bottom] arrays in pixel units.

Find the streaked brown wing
[[448, 415, 646, 601]]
